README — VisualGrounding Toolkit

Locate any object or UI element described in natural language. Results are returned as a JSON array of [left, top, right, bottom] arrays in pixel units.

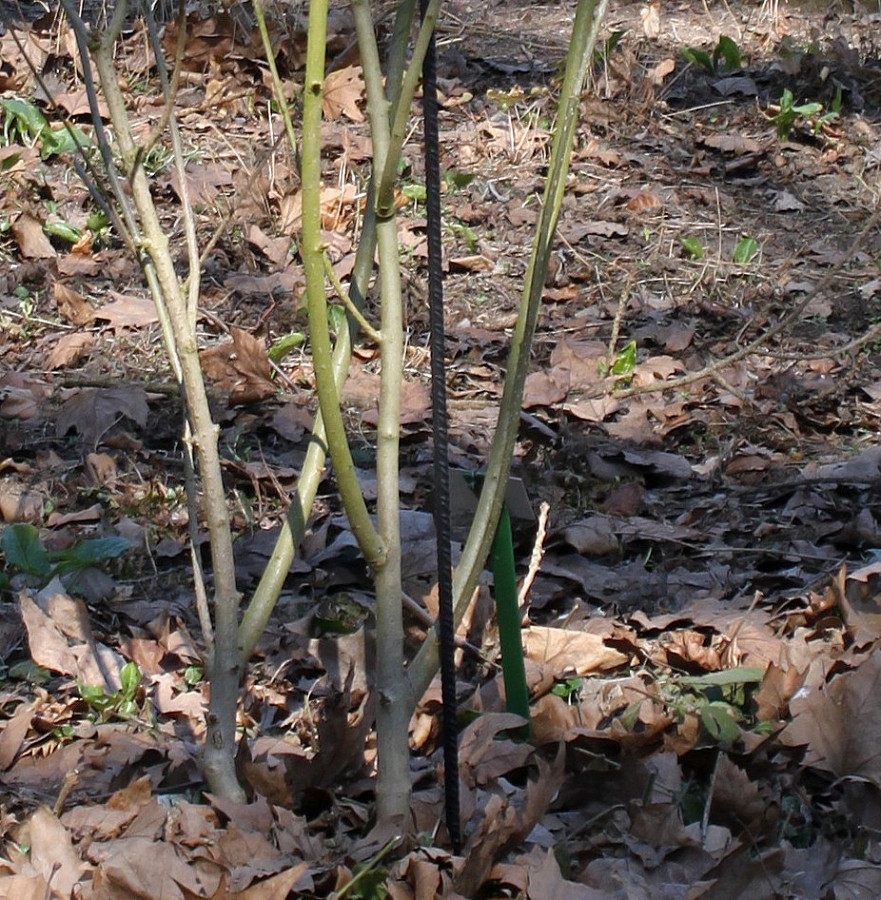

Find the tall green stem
[[351, 0, 410, 826], [301, 0, 385, 568]]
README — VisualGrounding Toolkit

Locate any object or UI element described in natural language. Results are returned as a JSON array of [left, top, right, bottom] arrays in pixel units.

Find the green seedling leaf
[[791, 100, 823, 117], [620, 699, 644, 730], [78, 682, 111, 707], [40, 124, 90, 158], [1, 523, 51, 577], [448, 221, 478, 252], [677, 666, 765, 688], [43, 220, 81, 243], [551, 676, 584, 700], [595, 29, 626, 62], [733, 236, 758, 264], [713, 35, 741, 72], [679, 47, 714, 72], [401, 182, 427, 203], [830, 84, 842, 114], [8, 660, 51, 683], [268, 331, 305, 362], [315, 594, 368, 635], [116, 698, 138, 718], [445, 168, 475, 189], [119, 660, 140, 697], [700, 702, 740, 746], [0, 149, 22, 170], [680, 236, 704, 259], [327, 304, 347, 334], [611, 339, 637, 376], [1, 96, 48, 140], [86, 209, 109, 232], [49, 536, 129, 571], [183, 665, 203, 686]]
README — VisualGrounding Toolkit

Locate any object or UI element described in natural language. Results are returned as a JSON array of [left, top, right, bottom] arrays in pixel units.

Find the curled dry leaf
[[199, 327, 276, 405], [45, 332, 95, 369], [523, 625, 629, 676], [322, 65, 365, 121], [53, 282, 95, 325], [11, 212, 56, 259]]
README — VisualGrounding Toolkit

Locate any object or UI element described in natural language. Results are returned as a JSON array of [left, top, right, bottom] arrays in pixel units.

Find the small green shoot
[[326, 303, 347, 335], [446, 220, 478, 252], [767, 88, 839, 140], [610, 339, 637, 376], [400, 182, 427, 203], [43, 220, 82, 244], [444, 168, 475, 190], [268, 330, 305, 362], [1, 96, 47, 145], [141, 143, 173, 176], [680, 235, 704, 259], [78, 660, 142, 722], [594, 29, 626, 64], [182, 665, 203, 686], [551, 675, 584, 703], [8, 659, 51, 684], [733, 235, 758, 264], [0, 96, 89, 159], [657, 665, 765, 749], [679, 34, 741, 75]]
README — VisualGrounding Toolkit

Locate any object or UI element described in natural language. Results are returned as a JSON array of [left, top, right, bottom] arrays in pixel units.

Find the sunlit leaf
[[611, 339, 637, 375], [1, 96, 48, 140], [678, 666, 765, 687], [119, 660, 140, 697], [733, 236, 758, 264], [679, 47, 714, 72], [43, 220, 81, 243], [680, 235, 704, 259], [268, 331, 305, 362], [40, 124, 90, 158]]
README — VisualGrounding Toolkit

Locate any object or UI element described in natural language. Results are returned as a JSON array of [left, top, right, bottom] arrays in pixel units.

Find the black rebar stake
[[420, 0, 461, 855]]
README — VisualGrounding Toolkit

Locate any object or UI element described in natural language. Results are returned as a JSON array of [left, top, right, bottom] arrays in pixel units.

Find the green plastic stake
[[490, 505, 530, 735]]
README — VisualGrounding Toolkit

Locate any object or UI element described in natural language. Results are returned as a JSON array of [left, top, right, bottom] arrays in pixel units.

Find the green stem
[[252, 0, 300, 169], [238, 5, 386, 667], [384, 0, 417, 111], [374, 0, 442, 218], [301, 0, 385, 568], [352, 0, 410, 827]]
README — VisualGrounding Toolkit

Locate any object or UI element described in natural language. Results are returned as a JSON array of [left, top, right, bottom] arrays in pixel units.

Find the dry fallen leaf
[[55, 385, 150, 449], [11, 212, 56, 259], [640, 0, 661, 38], [45, 332, 94, 369], [53, 282, 96, 325], [322, 65, 365, 121], [199, 327, 276, 405], [523, 625, 629, 675], [95, 292, 160, 329], [625, 190, 663, 211]]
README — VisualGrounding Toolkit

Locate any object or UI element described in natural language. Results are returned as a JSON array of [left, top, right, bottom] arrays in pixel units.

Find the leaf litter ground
[[1, 0, 881, 897]]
